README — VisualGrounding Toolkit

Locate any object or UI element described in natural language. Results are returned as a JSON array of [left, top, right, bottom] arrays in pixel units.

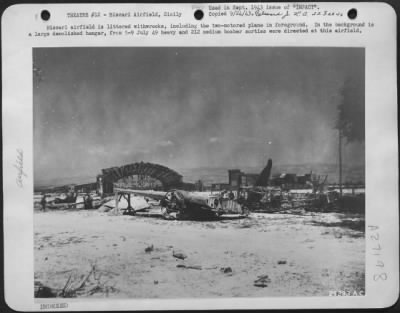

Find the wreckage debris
[[278, 260, 287, 265], [219, 266, 233, 276], [35, 263, 119, 298], [334, 231, 343, 239], [145, 245, 154, 253], [254, 274, 271, 288], [176, 264, 202, 270], [187, 265, 202, 270], [173, 250, 187, 260], [238, 222, 252, 228], [34, 281, 57, 298], [220, 267, 233, 274]]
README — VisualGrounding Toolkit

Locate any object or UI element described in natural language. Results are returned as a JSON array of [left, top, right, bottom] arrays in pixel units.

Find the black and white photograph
[[32, 47, 366, 299]]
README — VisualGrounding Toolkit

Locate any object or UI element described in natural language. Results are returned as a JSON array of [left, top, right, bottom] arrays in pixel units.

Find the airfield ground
[[34, 209, 365, 298]]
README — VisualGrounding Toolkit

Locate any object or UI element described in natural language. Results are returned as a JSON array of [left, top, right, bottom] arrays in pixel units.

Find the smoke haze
[[33, 47, 364, 185]]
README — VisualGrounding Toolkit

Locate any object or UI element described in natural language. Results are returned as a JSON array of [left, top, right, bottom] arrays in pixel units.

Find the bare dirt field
[[34, 210, 365, 298]]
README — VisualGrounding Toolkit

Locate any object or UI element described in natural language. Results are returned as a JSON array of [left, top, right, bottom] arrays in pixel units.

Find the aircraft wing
[[116, 189, 166, 201]]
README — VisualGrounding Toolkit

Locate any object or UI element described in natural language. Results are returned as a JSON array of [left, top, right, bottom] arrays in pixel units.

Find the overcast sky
[[33, 47, 364, 182]]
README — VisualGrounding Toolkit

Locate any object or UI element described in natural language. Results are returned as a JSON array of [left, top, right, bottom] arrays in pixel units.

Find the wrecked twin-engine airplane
[[36, 160, 274, 219], [114, 188, 249, 220]]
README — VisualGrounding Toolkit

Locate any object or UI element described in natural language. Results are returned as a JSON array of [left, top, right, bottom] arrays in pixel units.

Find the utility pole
[[338, 128, 343, 197]]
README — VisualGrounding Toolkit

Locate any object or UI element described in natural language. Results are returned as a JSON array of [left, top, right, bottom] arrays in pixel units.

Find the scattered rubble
[[97, 206, 112, 213], [35, 263, 119, 298], [334, 232, 343, 239], [220, 267, 233, 274], [173, 250, 187, 260], [176, 264, 202, 270], [254, 274, 271, 288], [238, 224, 252, 229], [34, 206, 365, 298], [145, 245, 154, 253], [34, 281, 57, 298]]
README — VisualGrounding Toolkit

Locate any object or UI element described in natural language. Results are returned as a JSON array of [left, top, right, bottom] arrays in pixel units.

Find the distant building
[[181, 182, 196, 191], [194, 180, 205, 191], [211, 183, 231, 191], [228, 169, 242, 188], [242, 173, 259, 187], [271, 173, 312, 189], [74, 182, 97, 193], [296, 173, 312, 185], [281, 173, 297, 184], [227, 170, 261, 189]]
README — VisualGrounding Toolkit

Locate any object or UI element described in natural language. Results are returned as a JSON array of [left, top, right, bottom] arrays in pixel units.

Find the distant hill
[[34, 174, 97, 189]]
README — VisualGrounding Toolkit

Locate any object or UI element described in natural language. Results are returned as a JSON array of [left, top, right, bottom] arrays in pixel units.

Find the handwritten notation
[[14, 149, 27, 188]]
